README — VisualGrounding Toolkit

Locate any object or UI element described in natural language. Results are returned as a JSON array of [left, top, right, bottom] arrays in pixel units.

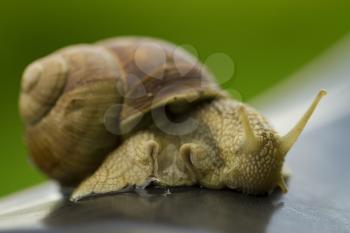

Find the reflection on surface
[[44, 187, 283, 233]]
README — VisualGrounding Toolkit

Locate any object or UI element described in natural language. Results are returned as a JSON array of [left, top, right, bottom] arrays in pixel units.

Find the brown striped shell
[[19, 37, 222, 185]]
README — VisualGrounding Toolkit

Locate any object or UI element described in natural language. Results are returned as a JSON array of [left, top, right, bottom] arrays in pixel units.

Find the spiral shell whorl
[[20, 46, 123, 185], [20, 55, 68, 126]]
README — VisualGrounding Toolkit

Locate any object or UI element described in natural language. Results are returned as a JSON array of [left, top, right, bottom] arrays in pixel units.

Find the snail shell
[[19, 37, 221, 185]]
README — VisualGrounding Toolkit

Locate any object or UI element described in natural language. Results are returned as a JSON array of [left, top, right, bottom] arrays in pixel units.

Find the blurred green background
[[0, 0, 350, 197]]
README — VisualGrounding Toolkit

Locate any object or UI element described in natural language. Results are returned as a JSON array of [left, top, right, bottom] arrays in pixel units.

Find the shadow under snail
[[18, 37, 326, 202]]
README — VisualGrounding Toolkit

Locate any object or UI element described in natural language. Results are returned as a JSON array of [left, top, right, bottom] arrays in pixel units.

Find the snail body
[[19, 37, 326, 201]]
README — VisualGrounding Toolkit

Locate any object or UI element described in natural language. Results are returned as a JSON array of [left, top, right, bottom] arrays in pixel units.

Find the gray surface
[[0, 113, 349, 233]]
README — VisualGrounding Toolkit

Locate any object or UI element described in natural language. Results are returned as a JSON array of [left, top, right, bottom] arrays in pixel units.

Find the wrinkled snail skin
[[71, 98, 282, 201], [71, 91, 326, 202], [18, 37, 326, 201]]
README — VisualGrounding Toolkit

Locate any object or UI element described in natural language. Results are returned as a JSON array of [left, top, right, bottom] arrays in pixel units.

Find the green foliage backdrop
[[0, 0, 349, 196]]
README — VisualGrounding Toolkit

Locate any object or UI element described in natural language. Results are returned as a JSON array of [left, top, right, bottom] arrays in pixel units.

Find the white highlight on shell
[[135, 41, 166, 79], [173, 44, 199, 76], [205, 53, 235, 85], [123, 73, 148, 99]]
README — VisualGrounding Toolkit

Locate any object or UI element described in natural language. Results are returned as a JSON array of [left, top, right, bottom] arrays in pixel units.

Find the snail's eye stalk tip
[[319, 89, 328, 97], [280, 89, 327, 156]]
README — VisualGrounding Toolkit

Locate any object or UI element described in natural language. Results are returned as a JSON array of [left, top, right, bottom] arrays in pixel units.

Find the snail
[[19, 37, 326, 202]]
